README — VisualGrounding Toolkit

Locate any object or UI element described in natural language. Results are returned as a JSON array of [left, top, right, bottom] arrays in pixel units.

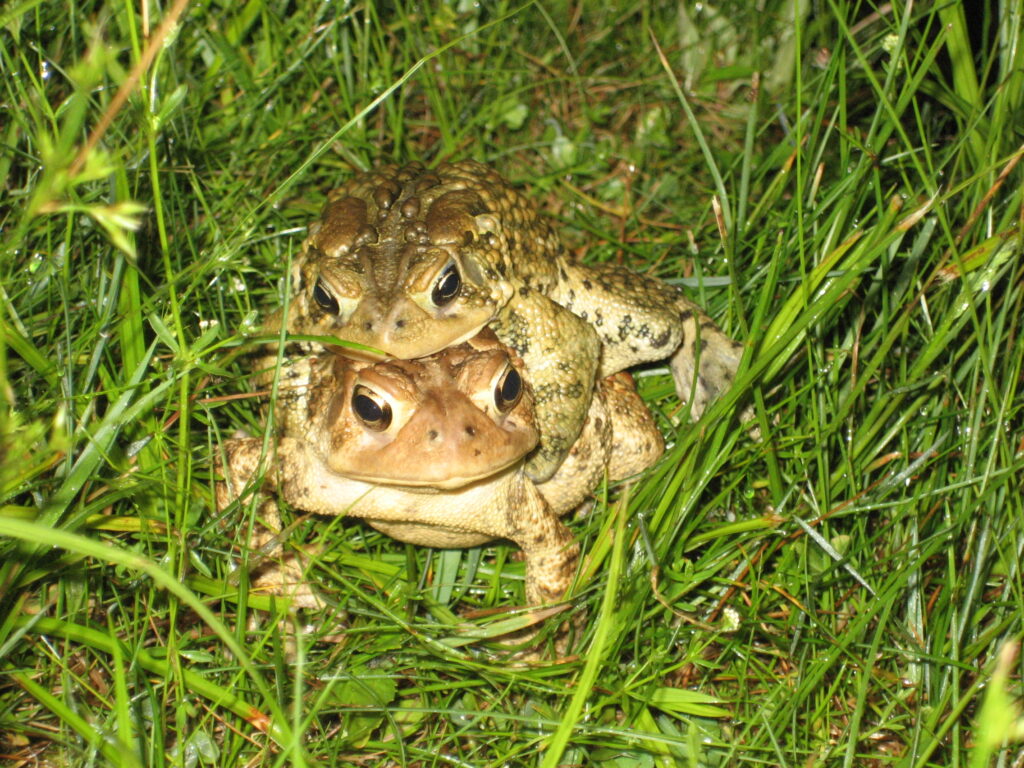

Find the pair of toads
[[218, 160, 745, 612]]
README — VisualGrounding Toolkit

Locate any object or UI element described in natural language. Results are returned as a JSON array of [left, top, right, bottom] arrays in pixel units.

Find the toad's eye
[[352, 385, 392, 431], [431, 262, 461, 307], [494, 366, 523, 413], [312, 278, 339, 315]]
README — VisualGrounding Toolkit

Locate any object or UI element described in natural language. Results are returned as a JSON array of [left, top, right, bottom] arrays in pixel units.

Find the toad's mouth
[[297, 335, 389, 360], [329, 323, 487, 363], [339, 455, 525, 491], [323, 341, 388, 361]]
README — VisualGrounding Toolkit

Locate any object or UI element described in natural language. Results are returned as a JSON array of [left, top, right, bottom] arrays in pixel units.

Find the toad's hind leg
[[554, 261, 745, 418], [601, 372, 665, 481], [534, 371, 665, 517], [215, 437, 322, 609], [666, 311, 745, 419]]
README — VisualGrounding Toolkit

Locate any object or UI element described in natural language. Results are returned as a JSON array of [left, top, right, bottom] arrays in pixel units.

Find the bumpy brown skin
[[217, 334, 663, 608], [289, 161, 741, 482]]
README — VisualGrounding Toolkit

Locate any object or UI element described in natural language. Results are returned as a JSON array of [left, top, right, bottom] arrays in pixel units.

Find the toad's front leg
[[554, 261, 745, 418], [215, 437, 322, 609], [505, 478, 580, 606], [490, 291, 601, 483]]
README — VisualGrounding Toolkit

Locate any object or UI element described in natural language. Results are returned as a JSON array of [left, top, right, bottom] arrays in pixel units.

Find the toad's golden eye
[[352, 385, 392, 431], [312, 278, 339, 315], [494, 366, 523, 413], [431, 262, 461, 307]]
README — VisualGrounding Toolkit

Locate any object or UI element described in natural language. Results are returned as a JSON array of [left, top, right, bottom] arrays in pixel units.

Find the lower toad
[[217, 331, 663, 607]]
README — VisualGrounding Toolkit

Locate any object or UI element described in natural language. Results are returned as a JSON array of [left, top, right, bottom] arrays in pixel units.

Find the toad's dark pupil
[[313, 279, 339, 315], [352, 389, 392, 430], [431, 263, 461, 307], [495, 368, 522, 411]]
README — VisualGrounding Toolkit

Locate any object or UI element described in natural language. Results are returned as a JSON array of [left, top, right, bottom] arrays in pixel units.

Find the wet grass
[[2, 0, 1023, 765]]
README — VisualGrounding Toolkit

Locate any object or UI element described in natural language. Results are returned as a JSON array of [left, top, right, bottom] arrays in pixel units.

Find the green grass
[[2, 0, 1024, 765]]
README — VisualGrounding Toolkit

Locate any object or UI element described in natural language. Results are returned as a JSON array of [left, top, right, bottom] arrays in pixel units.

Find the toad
[[217, 331, 663, 607]]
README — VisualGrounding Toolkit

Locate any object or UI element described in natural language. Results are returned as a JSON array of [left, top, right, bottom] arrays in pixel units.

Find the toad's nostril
[[465, 425, 477, 437], [427, 429, 439, 441], [363, 321, 374, 331], [394, 319, 405, 329]]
